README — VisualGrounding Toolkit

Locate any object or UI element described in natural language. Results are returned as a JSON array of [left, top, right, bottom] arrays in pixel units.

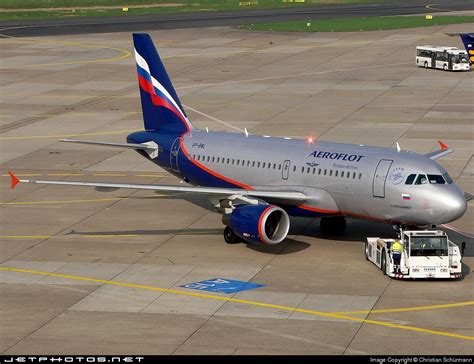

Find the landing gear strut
[[223, 226, 241, 244], [320, 216, 347, 235]]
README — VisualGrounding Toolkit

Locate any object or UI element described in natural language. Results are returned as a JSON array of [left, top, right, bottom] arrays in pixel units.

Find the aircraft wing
[[8, 171, 306, 206], [424, 140, 454, 160]]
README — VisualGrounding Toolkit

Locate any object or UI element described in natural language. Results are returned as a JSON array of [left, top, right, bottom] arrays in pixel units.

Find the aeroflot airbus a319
[[9, 34, 468, 245]]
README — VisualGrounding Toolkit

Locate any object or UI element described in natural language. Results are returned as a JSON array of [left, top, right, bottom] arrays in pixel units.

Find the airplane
[[8, 33, 468, 246], [460, 33, 474, 65]]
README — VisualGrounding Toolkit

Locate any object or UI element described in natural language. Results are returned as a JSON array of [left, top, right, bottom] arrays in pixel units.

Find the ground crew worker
[[392, 239, 403, 273]]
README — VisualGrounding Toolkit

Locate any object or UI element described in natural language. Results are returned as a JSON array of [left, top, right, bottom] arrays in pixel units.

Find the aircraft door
[[282, 160, 291, 180], [372, 159, 393, 198], [170, 137, 182, 172]]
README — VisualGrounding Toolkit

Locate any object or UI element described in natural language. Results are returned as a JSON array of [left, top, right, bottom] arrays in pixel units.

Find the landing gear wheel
[[381, 251, 387, 276], [320, 216, 347, 235], [223, 226, 240, 244]]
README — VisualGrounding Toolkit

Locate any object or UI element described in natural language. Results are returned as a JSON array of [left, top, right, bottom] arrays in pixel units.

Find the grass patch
[[239, 15, 474, 32], [0, 0, 382, 20]]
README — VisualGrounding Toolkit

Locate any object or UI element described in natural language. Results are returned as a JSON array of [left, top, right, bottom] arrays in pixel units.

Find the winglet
[[438, 140, 449, 150], [8, 171, 20, 190]]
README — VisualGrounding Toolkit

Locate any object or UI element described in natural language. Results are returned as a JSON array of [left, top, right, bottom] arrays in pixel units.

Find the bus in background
[[416, 45, 470, 71], [460, 33, 474, 65]]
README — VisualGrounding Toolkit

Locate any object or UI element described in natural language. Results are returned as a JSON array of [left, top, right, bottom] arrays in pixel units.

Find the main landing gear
[[223, 226, 241, 244], [320, 216, 347, 235]]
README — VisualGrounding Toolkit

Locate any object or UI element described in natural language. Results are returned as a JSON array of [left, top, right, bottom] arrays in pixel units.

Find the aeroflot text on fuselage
[[308, 150, 365, 162]]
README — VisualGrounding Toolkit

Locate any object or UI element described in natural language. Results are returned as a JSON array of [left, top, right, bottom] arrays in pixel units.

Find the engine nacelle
[[223, 205, 290, 245]]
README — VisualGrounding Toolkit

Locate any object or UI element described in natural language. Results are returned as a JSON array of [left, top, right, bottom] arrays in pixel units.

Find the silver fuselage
[[157, 130, 467, 226]]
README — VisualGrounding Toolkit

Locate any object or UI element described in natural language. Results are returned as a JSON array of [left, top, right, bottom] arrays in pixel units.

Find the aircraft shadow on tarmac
[[76, 193, 472, 259]]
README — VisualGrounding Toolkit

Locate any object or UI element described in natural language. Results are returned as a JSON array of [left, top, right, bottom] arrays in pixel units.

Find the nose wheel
[[224, 226, 241, 244]]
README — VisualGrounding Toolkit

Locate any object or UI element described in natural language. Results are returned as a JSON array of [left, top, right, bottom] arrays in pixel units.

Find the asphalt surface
[[1, 15, 473, 355], [0, 0, 473, 37]]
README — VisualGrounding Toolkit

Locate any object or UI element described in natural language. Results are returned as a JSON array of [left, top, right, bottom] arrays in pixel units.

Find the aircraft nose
[[443, 188, 467, 222]]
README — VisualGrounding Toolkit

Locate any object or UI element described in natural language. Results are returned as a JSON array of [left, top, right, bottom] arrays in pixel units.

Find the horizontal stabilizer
[[61, 139, 158, 158], [424, 140, 453, 160]]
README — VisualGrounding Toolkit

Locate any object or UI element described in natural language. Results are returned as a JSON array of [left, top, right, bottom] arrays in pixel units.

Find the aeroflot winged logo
[[309, 150, 364, 162]]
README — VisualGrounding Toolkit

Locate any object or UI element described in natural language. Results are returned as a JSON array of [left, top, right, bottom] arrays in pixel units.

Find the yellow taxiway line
[[0, 36, 131, 69], [0, 129, 142, 140], [0, 266, 472, 342], [334, 301, 474, 315]]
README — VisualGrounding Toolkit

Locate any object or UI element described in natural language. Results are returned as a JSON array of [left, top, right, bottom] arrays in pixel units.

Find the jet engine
[[222, 204, 290, 245]]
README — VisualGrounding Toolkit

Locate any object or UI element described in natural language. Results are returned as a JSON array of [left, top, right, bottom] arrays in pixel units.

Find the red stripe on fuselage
[[258, 206, 273, 245], [298, 204, 340, 215], [179, 137, 254, 190]]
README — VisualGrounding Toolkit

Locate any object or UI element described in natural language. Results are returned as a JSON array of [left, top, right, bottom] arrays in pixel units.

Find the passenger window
[[324, 169, 327, 176], [258, 162, 261, 168], [359, 173, 362, 179], [293, 166, 296, 172], [428, 174, 445, 184], [247, 161, 250, 167], [212, 156, 215, 162], [415, 174, 428, 185], [329, 170, 333, 177], [353, 172, 356, 179], [273, 163, 276, 169], [206, 156, 210, 162], [232, 159, 235, 165], [279, 164, 282, 170], [335, 171, 339, 177], [318, 169, 321, 175], [312, 168, 315, 174], [405, 174, 416, 185], [307, 167, 310, 173], [237, 160, 240, 166], [301, 167, 304, 173], [226, 158, 230, 164], [263, 162, 266, 168], [252, 161, 255, 167]]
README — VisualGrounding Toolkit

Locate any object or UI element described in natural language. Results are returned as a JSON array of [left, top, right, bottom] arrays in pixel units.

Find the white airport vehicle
[[416, 45, 470, 71], [365, 229, 464, 279]]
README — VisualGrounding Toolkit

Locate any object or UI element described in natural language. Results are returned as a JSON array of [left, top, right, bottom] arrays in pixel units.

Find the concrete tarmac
[[0, 23, 473, 355]]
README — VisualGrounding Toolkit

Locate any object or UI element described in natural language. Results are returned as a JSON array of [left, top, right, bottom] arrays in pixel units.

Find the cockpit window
[[405, 174, 416, 185], [443, 173, 453, 184], [427, 174, 445, 184], [415, 174, 428, 185]]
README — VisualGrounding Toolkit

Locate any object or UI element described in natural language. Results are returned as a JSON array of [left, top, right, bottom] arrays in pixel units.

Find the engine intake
[[223, 204, 290, 245]]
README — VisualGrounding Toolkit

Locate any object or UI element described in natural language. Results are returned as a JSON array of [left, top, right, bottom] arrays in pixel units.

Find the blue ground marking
[[180, 278, 266, 294]]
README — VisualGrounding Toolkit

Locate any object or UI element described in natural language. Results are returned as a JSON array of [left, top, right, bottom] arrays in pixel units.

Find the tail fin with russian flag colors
[[460, 33, 474, 64], [133, 33, 194, 134]]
